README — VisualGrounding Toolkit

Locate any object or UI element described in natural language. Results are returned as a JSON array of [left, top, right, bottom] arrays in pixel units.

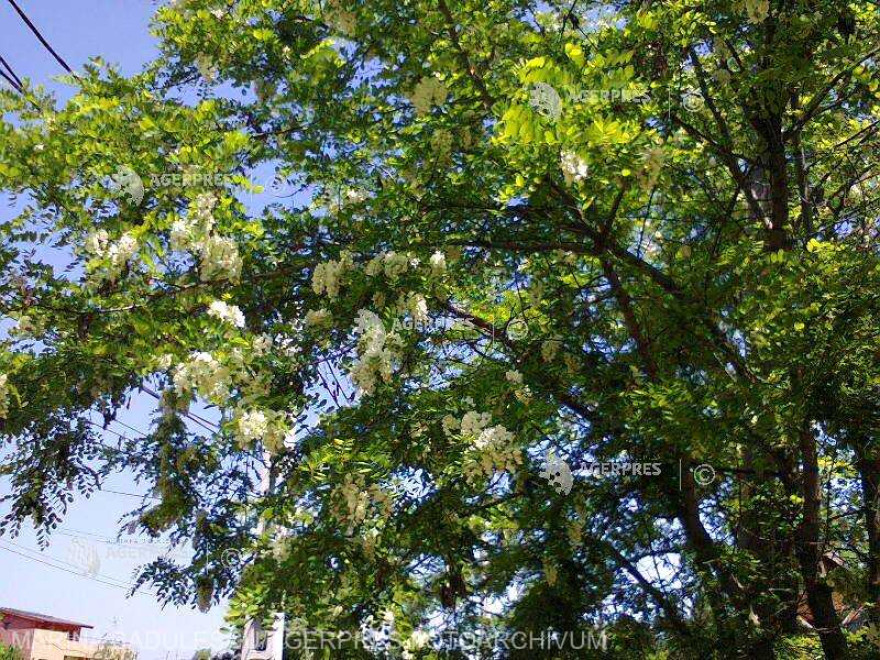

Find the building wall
[[0, 626, 35, 660], [240, 615, 284, 660], [1, 626, 132, 660]]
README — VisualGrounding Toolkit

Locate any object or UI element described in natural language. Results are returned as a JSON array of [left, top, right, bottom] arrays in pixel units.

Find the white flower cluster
[[466, 424, 521, 484], [201, 235, 243, 281], [364, 251, 410, 281], [410, 76, 448, 116], [85, 229, 109, 255], [0, 374, 9, 419], [396, 292, 429, 324], [561, 151, 589, 185], [304, 308, 332, 328], [448, 410, 521, 484], [460, 410, 492, 438], [429, 250, 446, 274], [334, 474, 393, 534], [403, 630, 431, 656], [745, 0, 769, 23], [170, 194, 242, 282], [207, 300, 246, 328], [233, 407, 290, 453], [349, 309, 401, 395], [85, 229, 139, 281], [325, 0, 357, 34], [638, 146, 665, 191], [172, 351, 233, 404], [311, 252, 354, 300], [505, 370, 523, 384], [474, 424, 515, 450]]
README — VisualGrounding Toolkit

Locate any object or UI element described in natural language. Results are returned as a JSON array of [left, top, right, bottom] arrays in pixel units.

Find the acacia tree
[[1, 0, 879, 658]]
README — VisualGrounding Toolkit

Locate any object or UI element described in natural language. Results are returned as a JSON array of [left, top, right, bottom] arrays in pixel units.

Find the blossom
[[475, 424, 514, 450], [236, 409, 268, 444], [460, 411, 492, 437], [169, 219, 194, 251], [173, 351, 232, 402], [505, 370, 523, 384], [234, 408, 289, 453], [94, 231, 139, 280], [383, 251, 409, 280], [399, 292, 429, 324], [463, 423, 521, 483], [364, 255, 384, 277], [199, 235, 242, 282], [252, 334, 272, 355], [207, 300, 246, 328], [441, 414, 460, 437], [350, 309, 400, 395], [334, 475, 394, 533], [311, 259, 347, 299], [410, 76, 448, 116], [561, 151, 589, 184], [0, 374, 9, 419], [429, 250, 446, 274], [170, 194, 217, 252], [193, 192, 217, 224], [85, 229, 109, 255], [305, 308, 332, 327], [745, 0, 769, 23]]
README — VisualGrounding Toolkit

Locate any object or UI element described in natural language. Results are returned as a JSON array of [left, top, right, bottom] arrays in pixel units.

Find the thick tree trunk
[[856, 447, 880, 624], [796, 428, 848, 658]]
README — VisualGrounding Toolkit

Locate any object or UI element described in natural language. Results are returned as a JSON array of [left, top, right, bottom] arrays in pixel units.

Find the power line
[[56, 528, 174, 551], [100, 487, 159, 501], [0, 67, 21, 93], [0, 542, 155, 596], [140, 385, 220, 433], [109, 417, 152, 438], [4, 0, 73, 74], [0, 53, 22, 89]]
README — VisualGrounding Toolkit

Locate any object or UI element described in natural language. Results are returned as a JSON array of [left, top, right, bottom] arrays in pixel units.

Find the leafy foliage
[[1, 0, 880, 657]]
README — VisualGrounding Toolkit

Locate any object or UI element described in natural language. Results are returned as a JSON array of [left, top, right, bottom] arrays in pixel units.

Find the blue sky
[[0, 3, 231, 659]]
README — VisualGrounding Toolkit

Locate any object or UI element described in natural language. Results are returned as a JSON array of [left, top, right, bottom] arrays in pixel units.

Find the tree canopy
[[1, 0, 880, 658]]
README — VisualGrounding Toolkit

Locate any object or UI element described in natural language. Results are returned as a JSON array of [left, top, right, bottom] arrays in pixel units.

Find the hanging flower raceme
[[168, 193, 242, 282], [311, 251, 355, 299], [332, 474, 394, 535], [454, 410, 521, 485], [172, 351, 233, 404], [349, 309, 402, 395], [207, 300, 246, 328], [0, 374, 10, 419], [84, 229, 140, 282], [233, 407, 290, 453], [560, 150, 589, 185]]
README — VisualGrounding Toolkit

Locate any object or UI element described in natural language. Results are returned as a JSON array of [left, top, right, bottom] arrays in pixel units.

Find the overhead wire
[[0, 540, 156, 596], [0, 53, 21, 87], [4, 0, 73, 74]]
